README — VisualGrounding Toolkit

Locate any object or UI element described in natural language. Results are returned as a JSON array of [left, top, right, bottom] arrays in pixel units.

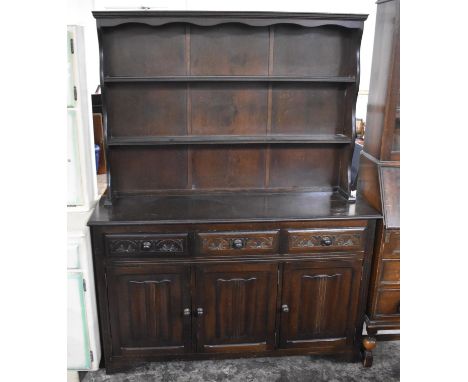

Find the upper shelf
[[107, 134, 352, 146], [104, 76, 357, 84], [93, 11, 367, 29]]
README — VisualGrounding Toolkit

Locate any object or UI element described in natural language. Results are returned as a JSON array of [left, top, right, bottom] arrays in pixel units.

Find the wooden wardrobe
[[88, 11, 382, 373], [358, 0, 400, 367]]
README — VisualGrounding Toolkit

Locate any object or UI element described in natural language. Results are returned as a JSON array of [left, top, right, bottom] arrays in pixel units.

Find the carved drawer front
[[380, 259, 400, 284], [196, 231, 279, 255], [375, 289, 400, 317], [106, 233, 188, 257], [286, 227, 366, 253]]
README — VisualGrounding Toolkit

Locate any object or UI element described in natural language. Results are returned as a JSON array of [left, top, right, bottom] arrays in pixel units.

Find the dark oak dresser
[[88, 11, 382, 373], [357, 0, 400, 367]]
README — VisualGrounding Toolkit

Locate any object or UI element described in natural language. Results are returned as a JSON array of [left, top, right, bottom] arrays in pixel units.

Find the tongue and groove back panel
[[97, 13, 363, 197]]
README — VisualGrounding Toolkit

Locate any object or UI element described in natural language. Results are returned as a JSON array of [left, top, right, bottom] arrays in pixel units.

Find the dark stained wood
[[103, 75, 357, 83], [191, 146, 266, 189], [196, 231, 279, 256], [90, 218, 377, 373], [279, 259, 362, 348], [380, 165, 400, 229], [90, 11, 378, 373], [102, 23, 187, 77], [109, 147, 188, 192], [106, 83, 187, 137], [271, 84, 345, 135], [361, 336, 376, 367], [269, 145, 339, 189], [96, 12, 366, 201], [190, 24, 269, 75], [358, 154, 400, 225], [88, 191, 380, 226], [380, 259, 400, 283], [362, 0, 399, 161], [107, 134, 352, 146], [285, 226, 366, 253], [194, 262, 278, 352], [105, 233, 189, 258], [93, 11, 368, 29], [374, 289, 399, 316], [358, 0, 400, 352], [191, 83, 268, 135], [357, 153, 382, 212], [357, 0, 400, 347], [366, 225, 400, 327], [273, 25, 356, 77], [106, 263, 191, 356]]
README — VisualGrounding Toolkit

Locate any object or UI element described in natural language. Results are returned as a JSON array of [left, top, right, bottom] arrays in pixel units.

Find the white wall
[[69, 0, 376, 120]]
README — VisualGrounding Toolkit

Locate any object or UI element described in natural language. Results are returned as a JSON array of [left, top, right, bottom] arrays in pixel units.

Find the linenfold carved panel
[[301, 274, 341, 335]]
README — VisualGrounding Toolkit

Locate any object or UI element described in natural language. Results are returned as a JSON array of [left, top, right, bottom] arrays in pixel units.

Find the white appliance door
[[67, 272, 91, 370], [67, 110, 84, 206]]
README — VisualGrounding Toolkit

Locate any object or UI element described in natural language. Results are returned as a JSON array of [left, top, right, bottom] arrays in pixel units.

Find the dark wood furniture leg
[[361, 334, 377, 367]]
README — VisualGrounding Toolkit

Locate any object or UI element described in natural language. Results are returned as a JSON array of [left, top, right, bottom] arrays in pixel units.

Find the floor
[[82, 341, 399, 382]]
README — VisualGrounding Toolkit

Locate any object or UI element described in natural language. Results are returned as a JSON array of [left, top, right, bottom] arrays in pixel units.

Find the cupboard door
[[279, 260, 362, 349], [195, 263, 277, 353], [107, 264, 191, 357]]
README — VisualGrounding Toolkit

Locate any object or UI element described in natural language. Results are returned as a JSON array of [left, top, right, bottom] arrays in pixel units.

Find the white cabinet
[[67, 25, 101, 372], [67, 25, 98, 211], [68, 272, 91, 369], [67, 212, 101, 371]]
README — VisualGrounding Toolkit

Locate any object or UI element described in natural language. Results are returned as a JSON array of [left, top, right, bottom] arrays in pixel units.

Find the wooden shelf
[[104, 75, 356, 83], [89, 190, 380, 225], [107, 135, 352, 146]]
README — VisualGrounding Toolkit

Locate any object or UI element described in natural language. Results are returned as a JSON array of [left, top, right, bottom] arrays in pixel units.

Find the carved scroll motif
[[110, 240, 138, 254], [290, 233, 362, 249], [109, 238, 184, 254], [153, 239, 184, 252], [203, 236, 274, 251]]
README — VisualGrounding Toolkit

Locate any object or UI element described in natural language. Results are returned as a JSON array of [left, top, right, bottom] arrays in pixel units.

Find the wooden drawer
[[383, 230, 400, 259], [196, 231, 279, 255], [380, 259, 400, 284], [375, 289, 400, 316], [285, 227, 366, 253], [106, 233, 189, 257]]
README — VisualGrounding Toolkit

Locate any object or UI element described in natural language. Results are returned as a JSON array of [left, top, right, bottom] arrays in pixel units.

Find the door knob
[[197, 307, 204, 316], [183, 308, 191, 317], [281, 304, 289, 313]]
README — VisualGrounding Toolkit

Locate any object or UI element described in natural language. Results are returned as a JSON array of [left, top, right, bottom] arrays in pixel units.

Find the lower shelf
[[107, 134, 352, 146]]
